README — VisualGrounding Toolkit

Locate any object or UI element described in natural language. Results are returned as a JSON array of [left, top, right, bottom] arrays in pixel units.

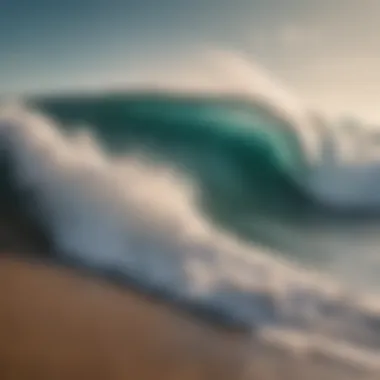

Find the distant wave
[[2, 50, 380, 370]]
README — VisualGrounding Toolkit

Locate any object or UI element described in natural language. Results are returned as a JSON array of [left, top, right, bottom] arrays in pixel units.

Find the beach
[[0, 255, 248, 380], [0, 255, 377, 380]]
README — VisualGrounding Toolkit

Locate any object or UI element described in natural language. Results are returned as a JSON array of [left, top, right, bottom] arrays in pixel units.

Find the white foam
[[0, 104, 336, 296], [304, 119, 380, 210]]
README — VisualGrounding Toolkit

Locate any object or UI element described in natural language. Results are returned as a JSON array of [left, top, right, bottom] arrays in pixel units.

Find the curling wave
[[2, 51, 380, 371]]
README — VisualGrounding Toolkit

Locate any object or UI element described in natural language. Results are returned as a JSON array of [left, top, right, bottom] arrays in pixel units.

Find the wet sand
[[0, 255, 377, 380], [0, 255, 250, 380]]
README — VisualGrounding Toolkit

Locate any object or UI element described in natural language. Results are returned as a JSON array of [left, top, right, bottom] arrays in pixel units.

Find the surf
[[2, 50, 380, 368]]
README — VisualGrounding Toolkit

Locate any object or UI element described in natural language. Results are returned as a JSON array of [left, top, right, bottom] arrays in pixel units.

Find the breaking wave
[[2, 50, 380, 370]]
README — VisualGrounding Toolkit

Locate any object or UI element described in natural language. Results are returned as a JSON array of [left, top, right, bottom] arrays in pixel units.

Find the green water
[[2, 92, 373, 284], [31, 93, 312, 219]]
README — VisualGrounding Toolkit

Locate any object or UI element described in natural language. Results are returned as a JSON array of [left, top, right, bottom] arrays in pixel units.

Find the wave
[[2, 51, 380, 369]]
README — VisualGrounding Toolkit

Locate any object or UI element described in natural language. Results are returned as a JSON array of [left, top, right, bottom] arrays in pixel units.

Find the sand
[[0, 255, 378, 380], [0, 256, 251, 380]]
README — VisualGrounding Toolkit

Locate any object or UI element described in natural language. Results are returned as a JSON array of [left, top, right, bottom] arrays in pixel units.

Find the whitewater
[[2, 50, 380, 375]]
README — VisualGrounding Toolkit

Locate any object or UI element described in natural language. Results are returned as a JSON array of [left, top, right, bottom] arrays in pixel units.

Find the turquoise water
[[34, 94, 317, 228], [28, 93, 380, 266]]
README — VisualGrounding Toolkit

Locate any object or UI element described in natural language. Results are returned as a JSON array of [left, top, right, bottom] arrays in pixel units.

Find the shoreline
[[0, 255, 377, 380], [0, 190, 377, 379], [0, 255, 248, 380]]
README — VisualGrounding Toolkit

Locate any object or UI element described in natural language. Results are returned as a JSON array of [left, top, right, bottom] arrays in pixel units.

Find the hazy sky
[[1, 0, 380, 120]]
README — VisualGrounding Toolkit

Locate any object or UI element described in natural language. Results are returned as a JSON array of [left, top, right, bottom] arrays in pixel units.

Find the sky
[[1, 0, 380, 121]]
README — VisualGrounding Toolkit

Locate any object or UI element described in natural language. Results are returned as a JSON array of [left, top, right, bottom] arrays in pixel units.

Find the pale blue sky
[[1, 0, 380, 120]]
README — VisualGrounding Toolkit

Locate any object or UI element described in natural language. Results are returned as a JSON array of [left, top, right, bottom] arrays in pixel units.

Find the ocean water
[[2, 60, 380, 370]]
